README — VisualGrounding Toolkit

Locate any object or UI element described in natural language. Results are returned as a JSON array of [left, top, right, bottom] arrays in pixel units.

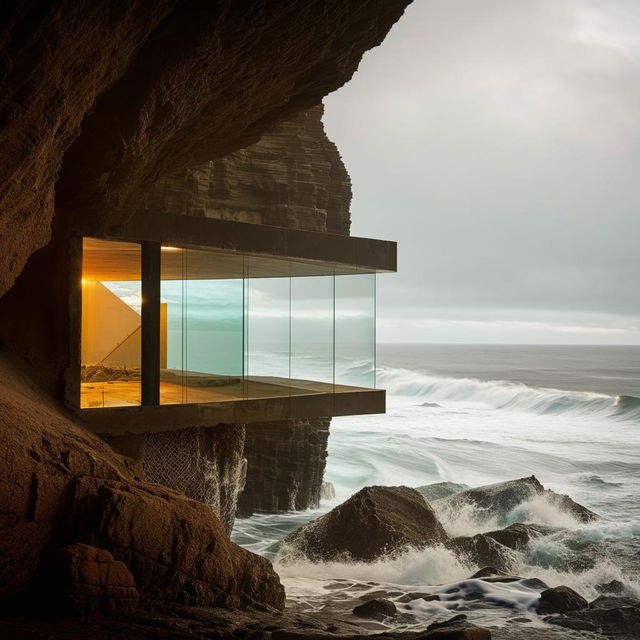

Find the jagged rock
[[415, 482, 470, 502], [352, 598, 397, 619], [595, 579, 626, 595], [30, 543, 138, 616], [422, 614, 491, 639], [436, 476, 598, 526], [446, 535, 517, 573], [537, 586, 589, 614], [0, 353, 283, 609], [547, 595, 640, 636], [239, 418, 331, 516], [283, 486, 448, 562], [469, 567, 508, 579], [484, 522, 560, 550]]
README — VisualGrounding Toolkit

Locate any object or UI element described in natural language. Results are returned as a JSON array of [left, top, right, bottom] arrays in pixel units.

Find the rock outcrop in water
[[434, 476, 599, 526], [446, 534, 517, 574], [284, 486, 448, 562]]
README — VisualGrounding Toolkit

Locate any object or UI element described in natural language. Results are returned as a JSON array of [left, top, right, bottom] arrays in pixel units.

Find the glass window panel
[[246, 265, 292, 399], [81, 238, 141, 408], [160, 247, 245, 404], [335, 273, 376, 389], [290, 275, 335, 394]]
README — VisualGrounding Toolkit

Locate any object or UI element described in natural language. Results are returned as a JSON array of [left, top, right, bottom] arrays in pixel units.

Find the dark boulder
[[547, 595, 640, 636], [595, 579, 626, 595], [352, 598, 397, 619], [283, 486, 448, 562], [436, 476, 598, 526], [469, 567, 508, 579], [485, 522, 560, 550], [421, 614, 491, 639], [416, 482, 470, 502], [537, 585, 588, 614], [446, 535, 517, 573]]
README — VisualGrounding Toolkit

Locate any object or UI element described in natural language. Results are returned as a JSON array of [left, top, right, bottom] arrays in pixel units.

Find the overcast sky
[[323, 0, 640, 345]]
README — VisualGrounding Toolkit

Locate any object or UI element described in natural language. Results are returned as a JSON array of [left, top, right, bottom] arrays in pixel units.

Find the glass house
[[74, 214, 395, 435]]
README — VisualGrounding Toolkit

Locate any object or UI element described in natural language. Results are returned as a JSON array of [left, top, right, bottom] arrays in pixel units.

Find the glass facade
[[81, 238, 377, 409], [80, 238, 142, 408]]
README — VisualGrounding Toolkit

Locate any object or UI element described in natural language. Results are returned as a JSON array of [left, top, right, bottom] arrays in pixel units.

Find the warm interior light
[[161, 246, 182, 252]]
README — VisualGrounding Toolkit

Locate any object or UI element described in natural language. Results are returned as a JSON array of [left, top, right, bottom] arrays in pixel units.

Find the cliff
[[0, 0, 410, 619]]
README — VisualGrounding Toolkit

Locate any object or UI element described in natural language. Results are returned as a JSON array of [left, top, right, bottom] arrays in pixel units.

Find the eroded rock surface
[[0, 353, 283, 609], [283, 486, 448, 562], [30, 543, 139, 616]]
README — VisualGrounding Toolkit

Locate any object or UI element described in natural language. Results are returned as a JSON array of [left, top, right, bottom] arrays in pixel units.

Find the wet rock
[[437, 476, 598, 526], [469, 567, 508, 579], [352, 598, 397, 619], [415, 482, 470, 502], [446, 535, 517, 573], [283, 486, 448, 562], [537, 585, 588, 614], [547, 595, 640, 636], [595, 579, 626, 595], [422, 614, 491, 639], [484, 522, 560, 550], [30, 543, 139, 616], [398, 592, 441, 603]]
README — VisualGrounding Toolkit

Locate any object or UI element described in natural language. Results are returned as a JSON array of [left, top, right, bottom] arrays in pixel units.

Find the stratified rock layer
[[146, 105, 352, 235], [238, 418, 331, 516], [284, 486, 448, 562], [0, 353, 284, 609]]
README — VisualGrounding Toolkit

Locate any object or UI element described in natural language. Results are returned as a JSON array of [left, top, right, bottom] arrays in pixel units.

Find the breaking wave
[[375, 366, 640, 421]]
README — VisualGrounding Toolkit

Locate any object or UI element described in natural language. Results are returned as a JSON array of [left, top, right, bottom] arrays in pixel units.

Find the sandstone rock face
[[0, 0, 409, 298], [30, 543, 138, 616], [283, 486, 448, 562], [0, 353, 284, 609]]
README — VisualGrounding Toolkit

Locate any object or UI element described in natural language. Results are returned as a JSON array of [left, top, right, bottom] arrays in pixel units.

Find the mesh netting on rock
[[142, 426, 246, 533]]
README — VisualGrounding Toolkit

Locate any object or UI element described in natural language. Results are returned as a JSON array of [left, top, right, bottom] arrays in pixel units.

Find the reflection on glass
[[80, 238, 142, 408], [291, 275, 335, 392], [160, 248, 245, 404], [246, 268, 291, 398], [335, 274, 376, 388]]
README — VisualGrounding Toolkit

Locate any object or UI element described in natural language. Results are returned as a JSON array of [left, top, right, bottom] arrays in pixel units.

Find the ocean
[[232, 344, 640, 633]]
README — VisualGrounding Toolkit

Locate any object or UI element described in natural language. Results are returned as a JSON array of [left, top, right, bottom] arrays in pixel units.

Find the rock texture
[[484, 522, 561, 550], [239, 418, 331, 516], [445, 535, 517, 574], [283, 486, 448, 562], [0, 0, 409, 298], [537, 586, 589, 614], [0, 352, 283, 609], [30, 543, 139, 616], [435, 476, 598, 526], [145, 105, 352, 235], [142, 425, 247, 534]]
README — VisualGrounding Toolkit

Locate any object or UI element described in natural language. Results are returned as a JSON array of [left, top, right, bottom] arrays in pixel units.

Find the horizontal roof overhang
[[79, 388, 386, 435], [80, 213, 396, 281]]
